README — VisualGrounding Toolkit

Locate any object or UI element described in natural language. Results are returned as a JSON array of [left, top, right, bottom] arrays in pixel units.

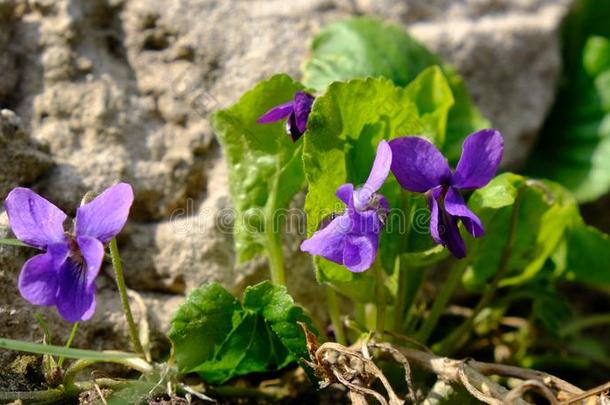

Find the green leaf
[[211, 74, 306, 263], [400, 245, 449, 268], [532, 289, 574, 336], [403, 66, 454, 146], [168, 283, 242, 372], [0, 238, 31, 248], [303, 17, 437, 90], [168, 281, 316, 384], [463, 174, 580, 289], [0, 338, 138, 361], [303, 77, 422, 301], [563, 222, 610, 285], [302, 16, 489, 161], [527, 0, 610, 202]]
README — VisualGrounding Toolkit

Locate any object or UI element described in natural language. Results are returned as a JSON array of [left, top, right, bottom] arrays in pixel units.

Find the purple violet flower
[[4, 183, 134, 322], [256, 91, 315, 141], [301, 140, 392, 272], [389, 129, 503, 259]]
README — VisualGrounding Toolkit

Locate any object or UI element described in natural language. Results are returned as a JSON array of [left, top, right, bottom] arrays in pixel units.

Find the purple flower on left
[[4, 183, 134, 323], [257, 91, 315, 141]]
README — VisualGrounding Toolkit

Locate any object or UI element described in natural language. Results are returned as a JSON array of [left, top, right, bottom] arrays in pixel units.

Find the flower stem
[[266, 228, 286, 286], [57, 322, 79, 368], [326, 287, 346, 345], [415, 259, 469, 343], [265, 169, 286, 286], [435, 186, 525, 355], [108, 238, 145, 356], [393, 194, 419, 333], [374, 262, 386, 334], [560, 313, 610, 337], [0, 389, 63, 402]]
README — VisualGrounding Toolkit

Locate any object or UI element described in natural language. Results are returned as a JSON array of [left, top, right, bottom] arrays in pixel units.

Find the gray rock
[[409, 1, 571, 167], [0, 109, 52, 199], [0, 0, 571, 349]]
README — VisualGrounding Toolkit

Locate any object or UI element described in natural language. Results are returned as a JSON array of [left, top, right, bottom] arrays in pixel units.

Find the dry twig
[[505, 379, 559, 405], [561, 380, 610, 404], [298, 323, 589, 405]]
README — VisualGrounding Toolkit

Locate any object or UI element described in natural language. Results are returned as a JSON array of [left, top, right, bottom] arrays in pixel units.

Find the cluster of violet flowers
[[4, 89, 502, 323], [259, 93, 504, 270]]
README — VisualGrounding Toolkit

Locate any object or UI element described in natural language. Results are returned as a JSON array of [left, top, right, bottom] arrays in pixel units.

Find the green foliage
[[168, 281, 316, 384], [463, 174, 580, 289], [303, 69, 453, 301], [302, 16, 489, 161], [527, 0, 610, 202], [211, 74, 306, 263], [532, 287, 574, 336], [563, 222, 610, 285]]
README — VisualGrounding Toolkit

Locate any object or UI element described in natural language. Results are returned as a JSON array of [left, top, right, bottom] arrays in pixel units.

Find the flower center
[[65, 233, 84, 265]]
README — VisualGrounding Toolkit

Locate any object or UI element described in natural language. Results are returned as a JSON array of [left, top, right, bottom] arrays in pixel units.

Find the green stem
[[415, 260, 469, 343], [265, 171, 286, 286], [0, 238, 31, 247], [393, 257, 409, 332], [374, 262, 386, 334], [266, 228, 286, 285], [326, 287, 346, 345], [63, 356, 152, 395], [57, 322, 79, 368], [393, 198, 414, 332], [365, 304, 376, 331], [0, 337, 137, 361], [0, 378, 138, 403], [108, 238, 145, 356], [0, 389, 63, 403], [435, 186, 525, 355], [355, 303, 366, 328], [560, 313, 610, 337], [401, 266, 426, 333]]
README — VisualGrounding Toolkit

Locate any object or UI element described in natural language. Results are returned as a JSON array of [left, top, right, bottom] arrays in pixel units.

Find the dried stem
[[561, 380, 610, 404], [505, 379, 559, 405]]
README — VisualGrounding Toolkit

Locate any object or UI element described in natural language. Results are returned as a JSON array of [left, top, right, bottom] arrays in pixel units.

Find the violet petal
[[293, 92, 314, 134], [452, 129, 503, 189], [286, 112, 302, 142], [427, 188, 443, 245], [4, 188, 68, 249], [336, 183, 354, 206], [355, 140, 392, 210], [18, 245, 67, 306], [349, 208, 383, 236], [441, 215, 467, 259], [75, 183, 134, 244], [56, 260, 96, 323], [256, 101, 294, 124], [301, 213, 352, 265], [76, 235, 104, 288], [444, 187, 484, 238], [343, 234, 376, 273], [389, 137, 451, 193]]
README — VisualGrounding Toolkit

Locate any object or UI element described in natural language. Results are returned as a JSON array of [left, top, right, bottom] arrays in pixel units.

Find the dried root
[[298, 323, 608, 405]]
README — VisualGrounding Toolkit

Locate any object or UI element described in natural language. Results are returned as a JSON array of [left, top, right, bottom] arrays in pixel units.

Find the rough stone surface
[[409, 1, 571, 167], [0, 109, 52, 199], [0, 0, 571, 349]]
